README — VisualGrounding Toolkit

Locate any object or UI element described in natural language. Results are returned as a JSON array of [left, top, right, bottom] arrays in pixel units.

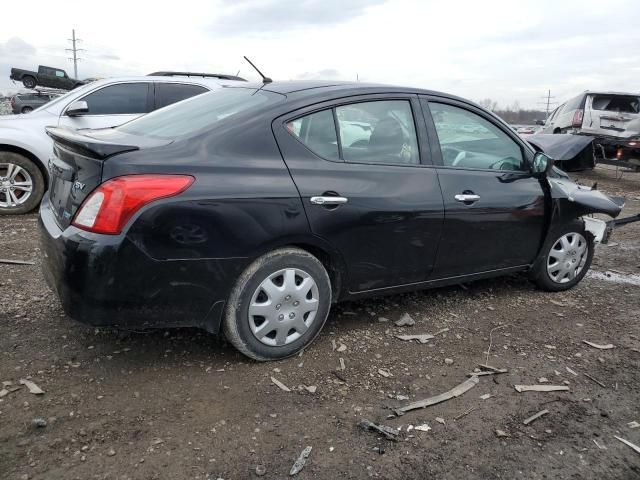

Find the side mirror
[[66, 100, 89, 117], [535, 120, 545, 126], [531, 152, 554, 176]]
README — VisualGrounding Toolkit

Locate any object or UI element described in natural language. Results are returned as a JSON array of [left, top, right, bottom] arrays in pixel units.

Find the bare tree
[[478, 98, 498, 111]]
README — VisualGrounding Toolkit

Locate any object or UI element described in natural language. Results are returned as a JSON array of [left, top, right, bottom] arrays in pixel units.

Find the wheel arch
[[0, 144, 49, 183]]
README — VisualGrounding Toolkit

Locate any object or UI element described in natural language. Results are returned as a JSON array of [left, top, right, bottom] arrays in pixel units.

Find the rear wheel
[[0, 152, 45, 215], [21, 106, 33, 114], [531, 221, 593, 291], [22, 76, 36, 89], [223, 247, 332, 361]]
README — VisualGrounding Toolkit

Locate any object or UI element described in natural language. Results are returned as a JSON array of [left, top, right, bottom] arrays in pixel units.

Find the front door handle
[[310, 196, 348, 206], [455, 194, 480, 203]]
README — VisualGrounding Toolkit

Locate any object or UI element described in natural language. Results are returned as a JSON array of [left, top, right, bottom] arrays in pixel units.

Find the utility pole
[[66, 29, 84, 79], [537, 89, 558, 119]]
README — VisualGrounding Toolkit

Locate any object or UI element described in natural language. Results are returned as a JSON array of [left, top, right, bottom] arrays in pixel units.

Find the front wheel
[[223, 247, 332, 361], [531, 221, 594, 291]]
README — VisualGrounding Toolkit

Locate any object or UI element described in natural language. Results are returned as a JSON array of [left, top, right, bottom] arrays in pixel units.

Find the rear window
[[591, 94, 640, 114], [119, 87, 283, 138]]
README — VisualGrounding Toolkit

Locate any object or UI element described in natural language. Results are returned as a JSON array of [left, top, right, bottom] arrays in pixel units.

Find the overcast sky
[[1, 0, 639, 109]]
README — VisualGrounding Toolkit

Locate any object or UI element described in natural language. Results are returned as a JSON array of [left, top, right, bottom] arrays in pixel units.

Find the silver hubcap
[[0, 163, 33, 208], [547, 232, 588, 284], [248, 268, 319, 346]]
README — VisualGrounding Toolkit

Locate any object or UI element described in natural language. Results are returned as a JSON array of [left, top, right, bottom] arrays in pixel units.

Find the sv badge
[[73, 181, 86, 192]]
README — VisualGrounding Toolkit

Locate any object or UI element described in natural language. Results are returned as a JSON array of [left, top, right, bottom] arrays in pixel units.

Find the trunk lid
[[583, 94, 640, 138], [45, 126, 171, 229]]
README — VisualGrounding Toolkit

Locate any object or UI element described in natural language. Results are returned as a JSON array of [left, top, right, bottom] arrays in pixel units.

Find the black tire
[[22, 76, 36, 89], [530, 220, 594, 292], [223, 247, 332, 361], [21, 106, 33, 114], [0, 152, 45, 215]]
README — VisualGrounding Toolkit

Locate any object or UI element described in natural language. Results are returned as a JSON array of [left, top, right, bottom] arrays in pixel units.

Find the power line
[[537, 89, 558, 119], [65, 29, 85, 79]]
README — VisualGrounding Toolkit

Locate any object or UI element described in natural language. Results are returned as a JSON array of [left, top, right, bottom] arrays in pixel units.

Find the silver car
[[542, 91, 640, 138], [0, 73, 245, 214]]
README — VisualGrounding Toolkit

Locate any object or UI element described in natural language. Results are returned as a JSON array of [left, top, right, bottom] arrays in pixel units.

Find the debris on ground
[[303, 385, 317, 393], [395, 334, 434, 344], [337, 343, 347, 353], [31, 418, 47, 428], [614, 436, 640, 455], [414, 424, 431, 432], [19, 379, 44, 395], [495, 429, 510, 438], [523, 409, 549, 425], [358, 419, 400, 441], [270, 377, 291, 392], [255, 464, 267, 476], [593, 439, 607, 450], [378, 368, 393, 378], [566, 367, 578, 376], [444, 358, 454, 365], [454, 407, 477, 420], [628, 421, 640, 429], [435, 417, 445, 425], [538, 377, 549, 383], [468, 368, 508, 377], [0, 258, 35, 265], [583, 340, 615, 350], [289, 446, 312, 476], [514, 385, 569, 393], [583, 373, 607, 388], [480, 393, 493, 400], [393, 376, 479, 416], [395, 313, 415, 327], [339, 358, 345, 371]]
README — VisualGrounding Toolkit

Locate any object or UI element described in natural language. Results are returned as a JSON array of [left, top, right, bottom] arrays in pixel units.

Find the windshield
[[33, 82, 96, 113], [118, 87, 284, 138]]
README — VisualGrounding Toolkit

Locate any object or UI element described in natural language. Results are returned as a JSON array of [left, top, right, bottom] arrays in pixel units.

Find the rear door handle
[[310, 196, 348, 206], [455, 194, 480, 203]]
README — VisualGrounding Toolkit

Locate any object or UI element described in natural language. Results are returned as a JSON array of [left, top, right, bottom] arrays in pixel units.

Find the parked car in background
[[0, 72, 246, 214], [39, 81, 623, 361], [541, 91, 640, 168], [11, 93, 57, 114], [10, 66, 85, 90]]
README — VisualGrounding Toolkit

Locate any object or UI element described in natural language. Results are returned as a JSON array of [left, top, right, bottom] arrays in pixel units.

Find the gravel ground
[[1, 166, 639, 480]]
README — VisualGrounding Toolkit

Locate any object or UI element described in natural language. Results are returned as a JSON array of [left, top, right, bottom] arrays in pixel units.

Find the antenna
[[243, 56, 272, 84]]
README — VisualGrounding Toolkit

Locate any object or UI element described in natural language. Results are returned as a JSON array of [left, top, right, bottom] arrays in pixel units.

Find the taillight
[[72, 175, 194, 235], [572, 109, 584, 128], [617, 148, 623, 159]]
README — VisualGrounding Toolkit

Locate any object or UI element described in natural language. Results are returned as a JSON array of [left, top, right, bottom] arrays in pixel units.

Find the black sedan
[[39, 81, 623, 360]]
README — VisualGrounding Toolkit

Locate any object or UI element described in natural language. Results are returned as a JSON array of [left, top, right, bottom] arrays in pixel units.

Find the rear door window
[[590, 94, 640, 113], [155, 83, 208, 110], [430, 102, 524, 171], [80, 83, 151, 115], [336, 100, 419, 165]]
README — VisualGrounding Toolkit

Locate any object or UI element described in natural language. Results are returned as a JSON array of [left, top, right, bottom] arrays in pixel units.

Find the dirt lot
[[1, 166, 639, 480]]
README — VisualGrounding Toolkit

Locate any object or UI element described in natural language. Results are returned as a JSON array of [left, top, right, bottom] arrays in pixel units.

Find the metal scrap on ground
[[0, 258, 35, 265], [358, 419, 400, 441], [628, 421, 640, 429], [393, 376, 479, 416], [270, 377, 291, 392], [614, 436, 640, 455], [514, 385, 569, 393], [583, 340, 615, 350], [289, 446, 312, 476], [583, 373, 607, 388], [523, 409, 549, 425], [394, 334, 434, 344], [19, 379, 44, 395]]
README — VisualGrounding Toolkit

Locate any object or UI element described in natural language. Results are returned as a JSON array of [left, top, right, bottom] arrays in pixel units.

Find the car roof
[[230, 80, 465, 102], [82, 75, 246, 90]]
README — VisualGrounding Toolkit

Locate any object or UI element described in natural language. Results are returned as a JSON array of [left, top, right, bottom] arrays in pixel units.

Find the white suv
[[0, 73, 245, 214]]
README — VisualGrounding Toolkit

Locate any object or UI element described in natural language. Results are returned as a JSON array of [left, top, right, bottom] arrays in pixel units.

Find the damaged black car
[[39, 81, 625, 360]]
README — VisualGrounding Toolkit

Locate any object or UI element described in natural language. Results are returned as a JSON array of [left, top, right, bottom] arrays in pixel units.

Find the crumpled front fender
[[548, 178, 622, 220]]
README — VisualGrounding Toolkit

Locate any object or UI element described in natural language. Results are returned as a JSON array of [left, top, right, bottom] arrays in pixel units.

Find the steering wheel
[[441, 146, 465, 166], [451, 150, 467, 167], [488, 156, 520, 171]]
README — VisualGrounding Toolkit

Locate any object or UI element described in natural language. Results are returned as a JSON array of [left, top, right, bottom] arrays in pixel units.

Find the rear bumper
[[38, 197, 245, 333]]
